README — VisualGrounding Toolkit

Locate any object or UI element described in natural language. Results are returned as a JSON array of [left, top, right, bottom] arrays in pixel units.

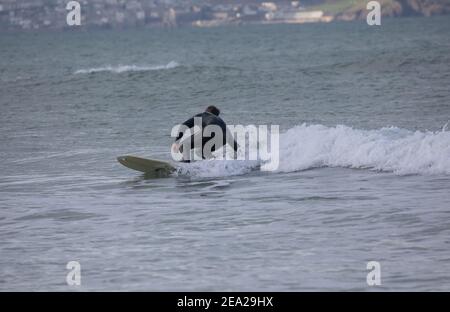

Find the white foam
[[175, 159, 259, 178], [74, 61, 179, 74], [276, 124, 450, 175]]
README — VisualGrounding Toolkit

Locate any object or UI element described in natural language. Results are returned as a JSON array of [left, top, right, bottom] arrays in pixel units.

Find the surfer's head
[[206, 105, 220, 116]]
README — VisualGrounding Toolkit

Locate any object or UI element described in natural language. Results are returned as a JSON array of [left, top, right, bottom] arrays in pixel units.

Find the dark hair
[[206, 105, 220, 116]]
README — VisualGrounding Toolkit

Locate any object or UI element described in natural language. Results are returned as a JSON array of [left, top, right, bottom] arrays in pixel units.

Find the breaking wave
[[276, 124, 450, 175]]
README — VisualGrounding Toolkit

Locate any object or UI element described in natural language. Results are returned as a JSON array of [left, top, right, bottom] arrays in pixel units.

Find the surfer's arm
[[175, 117, 195, 141]]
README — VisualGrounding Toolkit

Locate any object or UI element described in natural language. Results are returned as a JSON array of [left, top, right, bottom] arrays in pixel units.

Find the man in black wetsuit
[[172, 105, 238, 162]]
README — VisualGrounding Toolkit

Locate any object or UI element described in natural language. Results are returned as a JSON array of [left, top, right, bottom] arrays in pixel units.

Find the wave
[[74, 61, 179, 74], [174, 124, 450, 177], [275, 124, 450, 176]]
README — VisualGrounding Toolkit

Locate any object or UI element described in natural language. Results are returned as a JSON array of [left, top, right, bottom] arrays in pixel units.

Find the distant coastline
[[0, 0, 449, 31]]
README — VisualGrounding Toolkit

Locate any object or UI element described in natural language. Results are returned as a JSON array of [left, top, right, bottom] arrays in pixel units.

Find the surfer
[[172, 105, 238, 162]]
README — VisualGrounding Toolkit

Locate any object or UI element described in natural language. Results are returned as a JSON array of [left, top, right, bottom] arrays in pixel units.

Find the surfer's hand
[[171, 143, 180, 153]]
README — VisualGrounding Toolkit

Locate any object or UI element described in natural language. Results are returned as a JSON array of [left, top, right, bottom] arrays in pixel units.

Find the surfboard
[[117, 155, 176, 177]]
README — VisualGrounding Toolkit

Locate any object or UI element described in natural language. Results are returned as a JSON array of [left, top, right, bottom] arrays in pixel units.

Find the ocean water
[[1, 16, 450, 291]]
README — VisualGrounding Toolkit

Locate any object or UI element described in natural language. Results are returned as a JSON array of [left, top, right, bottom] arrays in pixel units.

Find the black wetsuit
[[175, 111, 238, 160]]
